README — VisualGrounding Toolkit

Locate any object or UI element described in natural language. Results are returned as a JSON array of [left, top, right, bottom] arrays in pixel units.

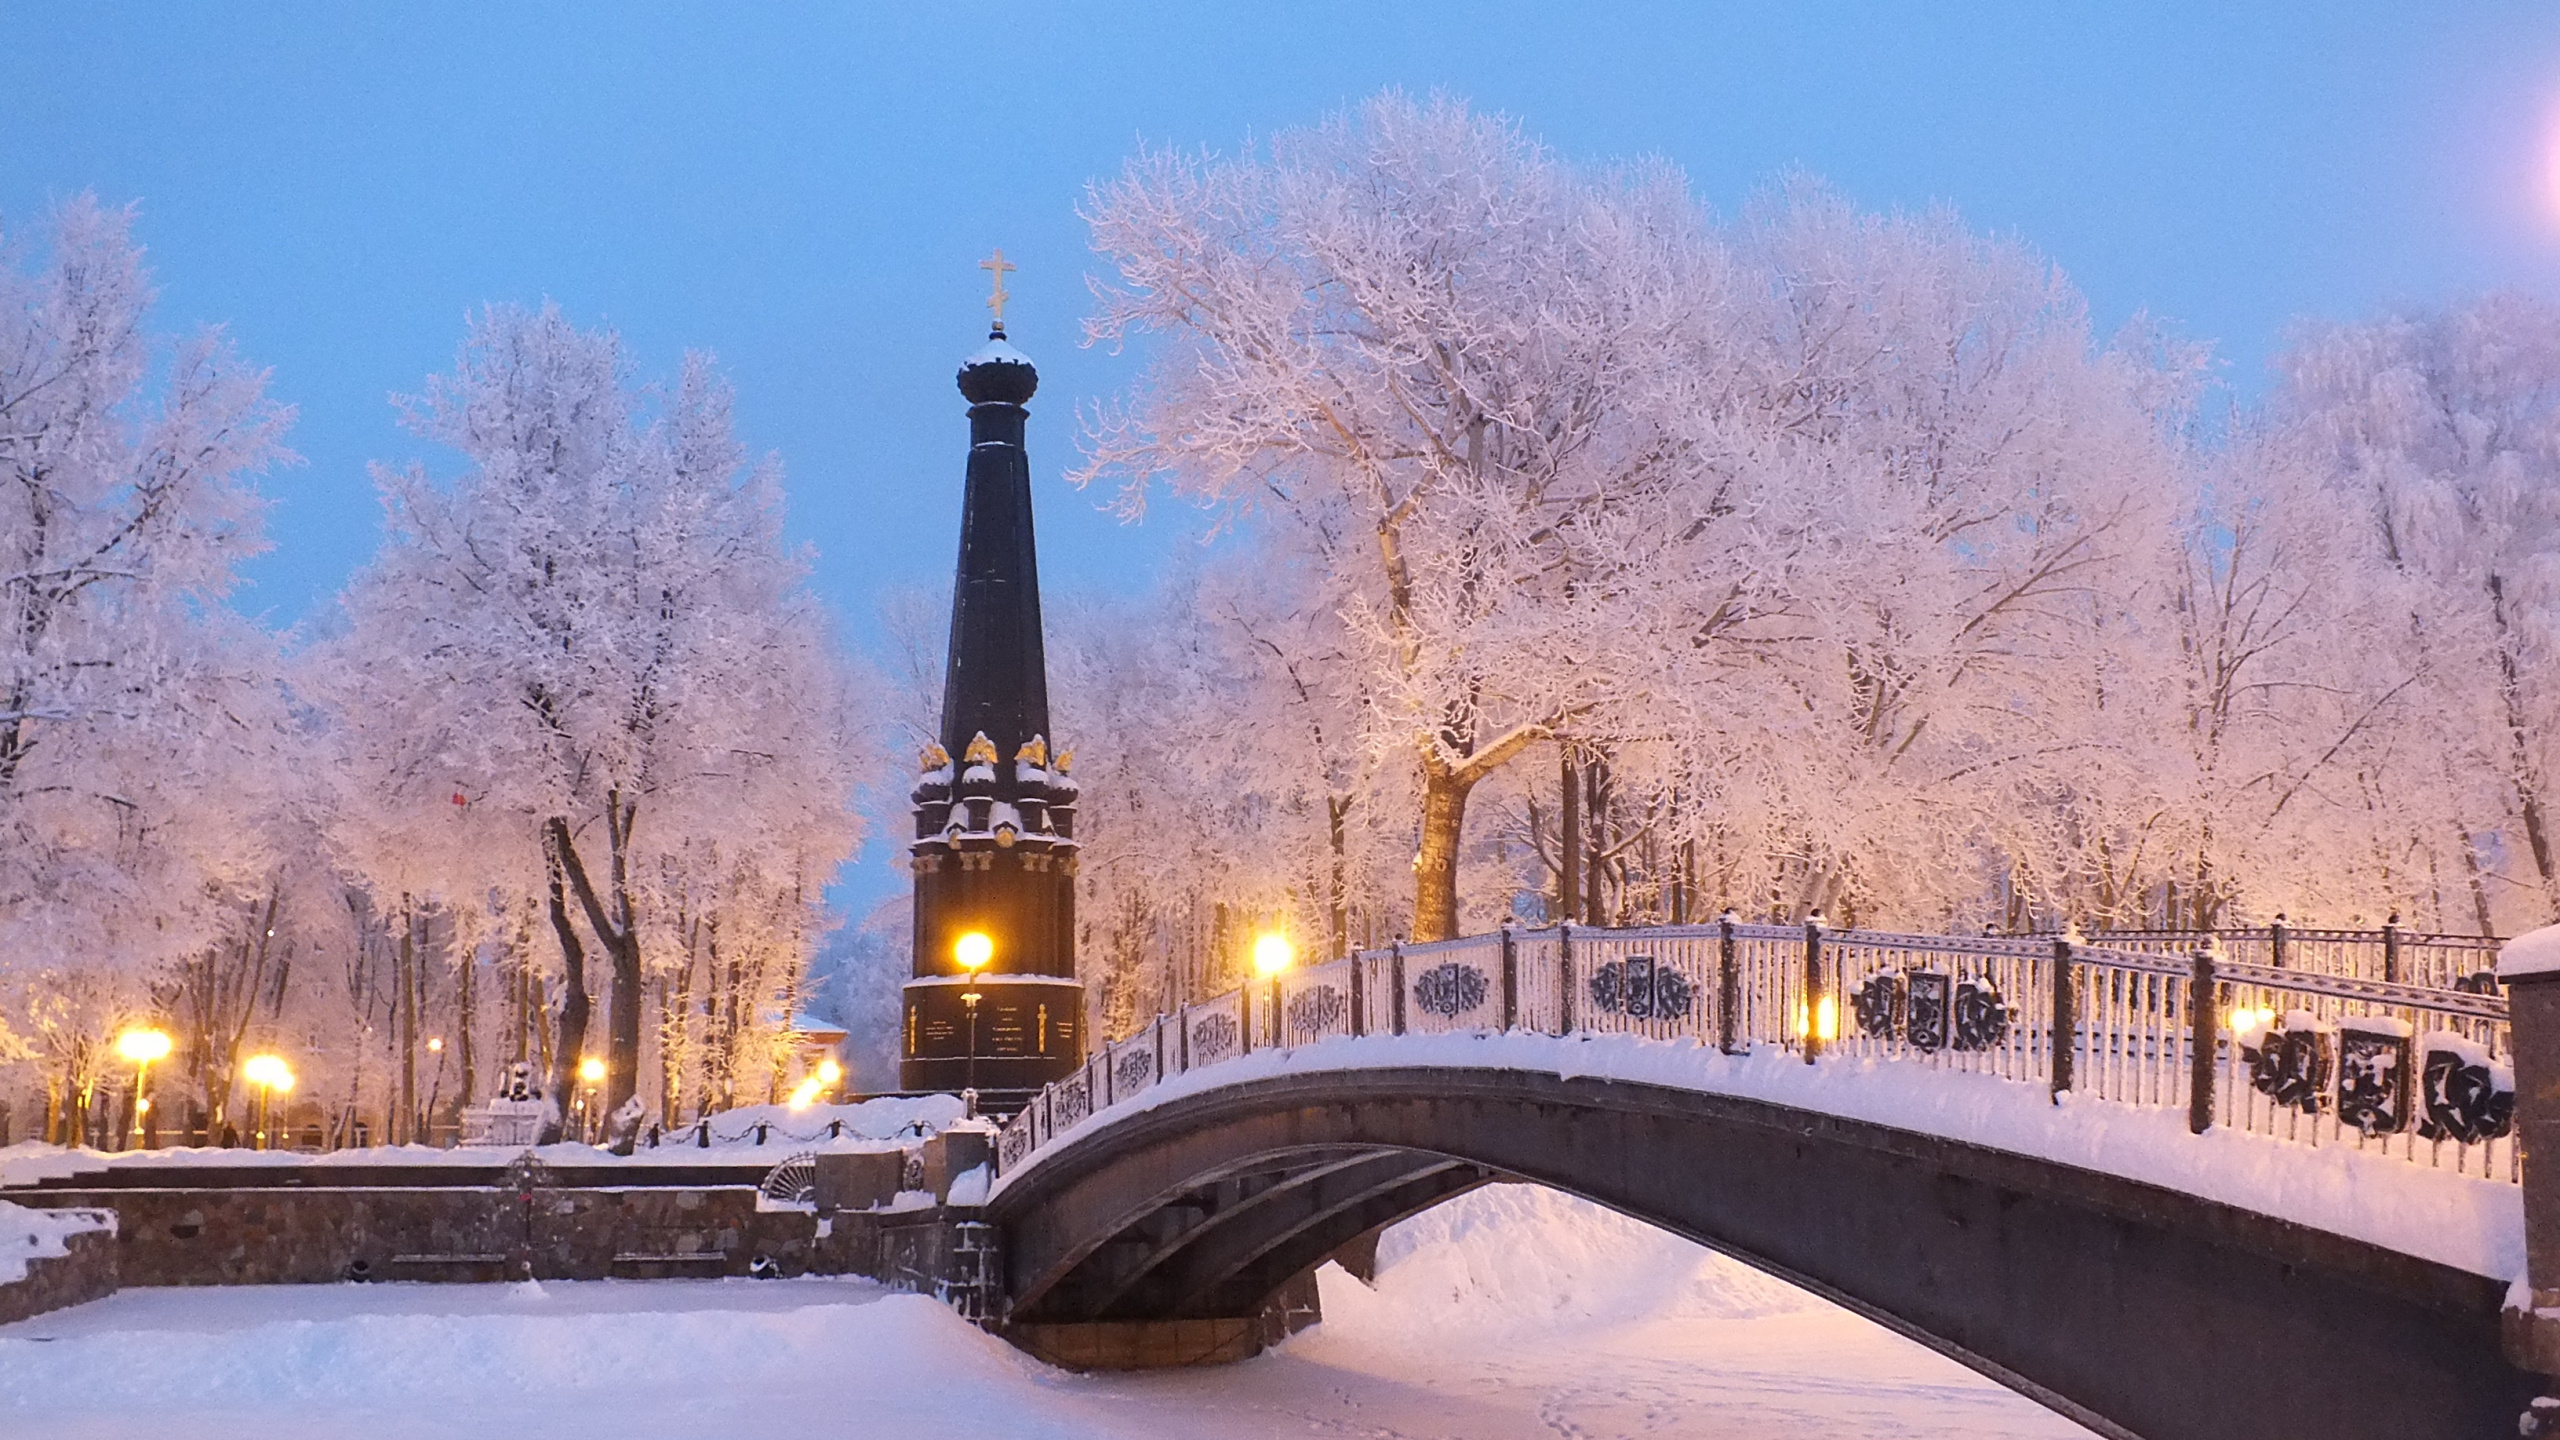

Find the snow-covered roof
[[2498, 923, 2560, 979]]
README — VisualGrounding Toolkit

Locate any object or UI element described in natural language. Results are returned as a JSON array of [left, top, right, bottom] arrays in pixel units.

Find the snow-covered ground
[[0, 1185, 2091, 1439]]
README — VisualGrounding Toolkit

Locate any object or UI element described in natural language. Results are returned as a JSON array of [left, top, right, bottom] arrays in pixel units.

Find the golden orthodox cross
[[980, 248, 1018, 329]]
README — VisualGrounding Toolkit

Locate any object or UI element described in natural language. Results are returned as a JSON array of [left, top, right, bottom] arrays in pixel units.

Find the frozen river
[[0, 1186, 2092, 1439]]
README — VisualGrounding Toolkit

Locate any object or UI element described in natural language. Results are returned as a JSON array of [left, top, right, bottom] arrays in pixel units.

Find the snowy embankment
[[0, 1187, 2089, 1440], [0, 1202, 112, 1285], [0, 1094, 964, 1189], [1000, 1029, 2524, 1282]]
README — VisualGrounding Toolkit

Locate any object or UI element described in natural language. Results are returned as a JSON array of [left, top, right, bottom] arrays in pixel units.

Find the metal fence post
[[2382, 911, 2401, 985], [2269, 914, 2288, 971], [1718, 912, 1740, 1054], [1557, 922, 1575, 1036], [1500, 921, 1519, 1032], [1240, 980, 1253, 1056], [1178, 1002, 1191, 1073], [1390, 941, 1407, 1036], [1350, 949, 1367, 1038], [2050, 935, 2076, 1103], [2188, 943, 2218, 1135], [1802, 916, 1825, 1065]]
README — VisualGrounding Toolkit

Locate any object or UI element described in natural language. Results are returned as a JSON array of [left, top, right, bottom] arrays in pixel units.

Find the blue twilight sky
[[7, 3, 2560, 906]]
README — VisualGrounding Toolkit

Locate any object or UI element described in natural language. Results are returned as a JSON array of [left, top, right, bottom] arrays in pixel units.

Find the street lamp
[[577, 1057, 605, 1143], [1253, 933, 1294, 1046], [955, 931, 993, 1097], [115, 1028, 172, 1150], [242, 1053, 294, 1151]]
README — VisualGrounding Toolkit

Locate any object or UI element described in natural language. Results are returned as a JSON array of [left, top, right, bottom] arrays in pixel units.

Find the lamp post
[[955, 931, 993, 1097], [786, 1056, 846, 1113], [1253, 933, 1294, 1046], [424, 1036, 446, 1146], [114, 1028, 172, 1151], [242, 1054, 294, 1151], [577, 1057, 605, 1144]]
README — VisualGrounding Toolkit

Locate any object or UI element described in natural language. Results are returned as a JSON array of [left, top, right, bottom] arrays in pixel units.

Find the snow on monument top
[[2499, 923, 2560, 979], [963, 336, 1034, 370], [957, 332, 1038, 405]]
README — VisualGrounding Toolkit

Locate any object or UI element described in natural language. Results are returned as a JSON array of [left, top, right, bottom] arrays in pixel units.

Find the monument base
[[899, 973, 1085, 1094]]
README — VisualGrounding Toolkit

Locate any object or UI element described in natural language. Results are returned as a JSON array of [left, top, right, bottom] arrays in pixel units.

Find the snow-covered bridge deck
[[982, 922, 2530, 1440]]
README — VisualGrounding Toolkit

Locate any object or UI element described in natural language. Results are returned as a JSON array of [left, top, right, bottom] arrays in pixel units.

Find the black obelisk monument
[[901, 254, 1084, 1096]]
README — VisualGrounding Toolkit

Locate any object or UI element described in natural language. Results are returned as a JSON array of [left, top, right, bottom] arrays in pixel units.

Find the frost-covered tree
[[0, 196, 296, 1133], [2275, 294, 2560, 929], [1082, 93, 1727, 940], [320, 304, 860, 1144]]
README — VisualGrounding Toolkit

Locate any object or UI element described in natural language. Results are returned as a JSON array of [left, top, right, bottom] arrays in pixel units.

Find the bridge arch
[[987, 1062, 2531, 1440]]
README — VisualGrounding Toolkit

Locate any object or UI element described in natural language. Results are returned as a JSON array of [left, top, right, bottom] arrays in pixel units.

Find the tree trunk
[[1583, 757, 1607, 926], [396, 899, 418, 1146], [1326, 794, 1352, 960], [457, 925, 476, 1111], [541, 830, 591, 1145], [550, 798, 643, 1151], [2492, 575, 2560, 921], [1558, 751, 1580, 925], [1412, 762, 1475, 942]]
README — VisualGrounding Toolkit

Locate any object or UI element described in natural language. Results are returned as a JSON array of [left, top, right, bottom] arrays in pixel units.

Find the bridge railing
[[994, 922, 2516, 1187], [2039, 924, 2501, 992]]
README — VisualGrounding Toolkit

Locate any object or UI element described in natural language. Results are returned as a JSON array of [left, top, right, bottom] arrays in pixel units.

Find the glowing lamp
[[1251, 933, 1294, 977], [787, 1077, 823, 1111], [816, 1058, 843, 1086], [578, 1057, 606, 1085], [243, 1054, 295, 1094], [115, 1029, 172, 1065], [955, 931, 994, 972], [427, 1036, 444, 1054]]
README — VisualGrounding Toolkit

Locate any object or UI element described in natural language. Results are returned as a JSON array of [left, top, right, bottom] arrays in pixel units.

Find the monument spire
[[901, 262, 1083, 1098]]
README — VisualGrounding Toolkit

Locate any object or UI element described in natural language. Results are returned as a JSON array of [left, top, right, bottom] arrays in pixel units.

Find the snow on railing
[[992, 920, 2515, 1187], [2049, 922, 2502, 992]]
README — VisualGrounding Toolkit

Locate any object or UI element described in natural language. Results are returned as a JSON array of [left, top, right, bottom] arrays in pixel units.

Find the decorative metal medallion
[[1412, 962, 1490, 1018], [1588, 957, 1695, 1020], [1286, 984, 1347, 1039], [1055, 1075, 1094, 1127], [2335, 1022, 2412, 1135], [1951, 979, 2011, 1051], [1852, 973, 1905, 1038], [1190, 1011, 1240, 1065], [1113, 1046, 1156, 1093], [998, 1119, 1032, 1169], [2243, 1018, 2333, 1113], [2416, 1035, 2515, 1144], [1905, 970, 1951, 1051]]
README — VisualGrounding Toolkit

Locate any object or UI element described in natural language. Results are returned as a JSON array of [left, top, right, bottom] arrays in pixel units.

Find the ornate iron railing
[[2044, 923, 2501, 991], [993, 922, 2515, 1187]]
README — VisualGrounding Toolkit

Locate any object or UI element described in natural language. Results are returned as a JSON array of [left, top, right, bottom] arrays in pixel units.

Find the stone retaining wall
[[0, 1134, 1000, 1327], [6, 1183, 833, 1286], [0, 1225, 117, 1326]]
